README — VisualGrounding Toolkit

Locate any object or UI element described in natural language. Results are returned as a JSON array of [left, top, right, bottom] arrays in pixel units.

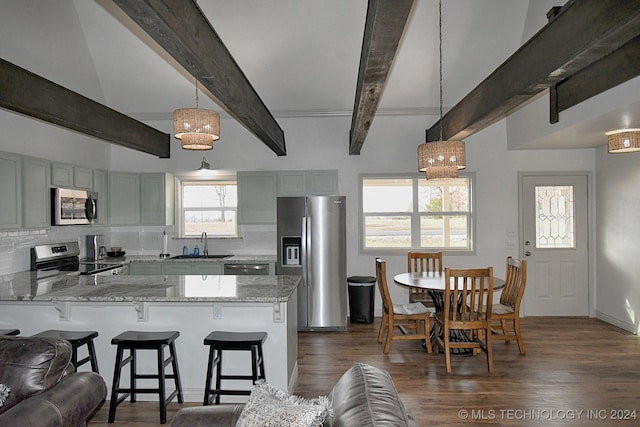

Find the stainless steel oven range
[[31, 241, 124, 277]]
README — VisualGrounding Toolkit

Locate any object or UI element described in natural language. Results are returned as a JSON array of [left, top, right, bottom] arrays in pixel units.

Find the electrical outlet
[[213, 304, 223, 319]]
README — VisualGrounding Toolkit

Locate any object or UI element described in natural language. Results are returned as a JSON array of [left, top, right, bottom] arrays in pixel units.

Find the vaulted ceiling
[[1, 0, 639, 158]]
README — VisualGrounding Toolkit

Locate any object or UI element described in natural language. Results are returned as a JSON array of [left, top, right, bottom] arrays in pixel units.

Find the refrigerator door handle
[[301, 216, 308, 288]]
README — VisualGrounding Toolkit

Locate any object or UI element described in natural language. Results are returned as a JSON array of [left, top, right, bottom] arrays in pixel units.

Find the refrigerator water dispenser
[[282, 237, 301, 266]]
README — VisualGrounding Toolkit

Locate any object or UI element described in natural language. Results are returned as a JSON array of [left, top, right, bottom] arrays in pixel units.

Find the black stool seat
[[0, 329, 20, 336], [108, 331, 183, 424], [32, 330, 99, 373], [111, 330, 179, 347], [203, 331, 267, 405]]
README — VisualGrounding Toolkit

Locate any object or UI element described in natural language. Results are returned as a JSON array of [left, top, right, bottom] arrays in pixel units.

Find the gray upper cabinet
[[277, 171, 307, 196], [277, 170, 338, 196], [109, 172, 140, 225], [239, 170, 338, 224], [140, 173, 174, 225], [22, 157, 50, 229], [51, 163, 93, 189], [73, 166, 93, 189], [51, 163, 73, 187], [110, 172, 174, 226], [0, 152, 22, 230], [305, 170, 338, 195], [93, 169, 108, 225], [237, 171, 277, 224]]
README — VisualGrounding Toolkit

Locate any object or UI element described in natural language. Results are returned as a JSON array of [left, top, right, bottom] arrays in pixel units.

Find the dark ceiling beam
[[0, 58, 170, 158], [551, 35, 640, 123], [349, 0, 415, 155], [112, 0, 286, 156], [426, 0, 640, 142]]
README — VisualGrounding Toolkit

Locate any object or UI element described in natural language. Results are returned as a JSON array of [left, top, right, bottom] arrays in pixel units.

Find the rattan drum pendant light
[[173, 79, 220, 150], [607, 129, 640, 153], [417, 0, 465, 180]]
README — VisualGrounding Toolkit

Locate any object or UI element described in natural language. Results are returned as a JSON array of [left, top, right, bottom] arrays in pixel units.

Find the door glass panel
[[535, 185, 575, 248]]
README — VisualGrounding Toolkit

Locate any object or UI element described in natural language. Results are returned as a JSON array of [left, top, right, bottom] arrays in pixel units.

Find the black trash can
[[347, 276, 376, 324]]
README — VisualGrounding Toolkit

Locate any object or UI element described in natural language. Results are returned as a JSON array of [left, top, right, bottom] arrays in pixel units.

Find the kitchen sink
[[169, 254, 232, 259]]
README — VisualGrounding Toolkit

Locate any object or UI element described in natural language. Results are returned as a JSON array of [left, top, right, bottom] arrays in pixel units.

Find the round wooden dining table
[[394, 271, 504, 354]]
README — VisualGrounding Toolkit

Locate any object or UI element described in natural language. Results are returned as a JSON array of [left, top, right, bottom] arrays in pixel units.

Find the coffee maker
[[85, 234, 106, 261]]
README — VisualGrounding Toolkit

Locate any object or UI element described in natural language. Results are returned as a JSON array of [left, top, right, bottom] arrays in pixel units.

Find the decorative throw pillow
[[0, 384, 10, 408], [235, 380, 332, 427]]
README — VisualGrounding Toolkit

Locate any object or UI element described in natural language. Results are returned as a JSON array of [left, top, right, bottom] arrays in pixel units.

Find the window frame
[[359, 172, 476, 255], [175, 175, 239, 238]]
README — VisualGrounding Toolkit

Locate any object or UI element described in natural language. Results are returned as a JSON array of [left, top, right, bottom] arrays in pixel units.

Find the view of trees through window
[[182, 181, 237, 236], [362, 175, 472, 251]]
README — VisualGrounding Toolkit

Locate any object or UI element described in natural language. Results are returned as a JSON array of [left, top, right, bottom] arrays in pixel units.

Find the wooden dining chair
[[491, 257, 527, 355], [375, 258, 433, 354], [407, 251, 442, 307], [433, 267, 494, 374]]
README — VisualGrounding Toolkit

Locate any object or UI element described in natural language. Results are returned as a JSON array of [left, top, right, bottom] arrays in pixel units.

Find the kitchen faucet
[[201, 232, 209, 256]]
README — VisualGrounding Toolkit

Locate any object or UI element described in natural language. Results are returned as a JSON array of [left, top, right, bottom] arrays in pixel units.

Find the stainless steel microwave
[[51, 188, 98, 225]]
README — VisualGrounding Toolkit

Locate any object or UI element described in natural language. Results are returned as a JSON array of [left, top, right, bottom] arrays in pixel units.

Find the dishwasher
[[223, 263, 270, 275]]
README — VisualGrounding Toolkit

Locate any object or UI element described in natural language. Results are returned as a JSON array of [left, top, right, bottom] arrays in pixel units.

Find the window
[[361, 174, 474, 253], [179, 180, 238, 237]]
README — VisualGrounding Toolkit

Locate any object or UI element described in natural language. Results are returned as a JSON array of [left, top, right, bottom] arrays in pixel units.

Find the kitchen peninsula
[[0, 272, 299, 401]]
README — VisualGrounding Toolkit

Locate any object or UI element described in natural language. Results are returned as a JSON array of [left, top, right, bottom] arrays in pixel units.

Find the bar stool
[[203, 331, 267, 405], [32, 330, 99, 373], [0, 329, 20, 336], [108, 331, 183, 424]]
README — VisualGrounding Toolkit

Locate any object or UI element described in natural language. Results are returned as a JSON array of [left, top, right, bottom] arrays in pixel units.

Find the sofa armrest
[[171, 405, 245, 427], [0, 372, 106, 427]]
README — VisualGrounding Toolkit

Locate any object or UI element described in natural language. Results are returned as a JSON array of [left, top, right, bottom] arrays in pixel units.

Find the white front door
[[520, 174, 590, 316]]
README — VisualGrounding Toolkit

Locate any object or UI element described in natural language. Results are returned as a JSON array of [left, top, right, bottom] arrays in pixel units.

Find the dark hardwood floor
[[89, 317, 640, 426]]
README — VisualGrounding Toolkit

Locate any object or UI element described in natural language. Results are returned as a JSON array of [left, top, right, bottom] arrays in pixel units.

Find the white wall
[[105, 111, 596, 315], [595, 145, 640, 333]]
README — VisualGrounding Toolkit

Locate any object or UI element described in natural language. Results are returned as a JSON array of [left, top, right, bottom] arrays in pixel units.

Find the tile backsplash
[[0, 224, 276, 275]]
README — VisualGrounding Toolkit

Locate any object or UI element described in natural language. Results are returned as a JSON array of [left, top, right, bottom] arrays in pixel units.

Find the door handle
[[525, 251, 531, 256]]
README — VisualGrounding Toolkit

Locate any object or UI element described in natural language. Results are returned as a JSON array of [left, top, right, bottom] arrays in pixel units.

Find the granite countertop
[[111, 254, 276, 264], [0, 272, 299, 303]]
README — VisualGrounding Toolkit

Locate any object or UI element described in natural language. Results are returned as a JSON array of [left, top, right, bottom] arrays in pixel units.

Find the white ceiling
[[1, 0, 639, 151]]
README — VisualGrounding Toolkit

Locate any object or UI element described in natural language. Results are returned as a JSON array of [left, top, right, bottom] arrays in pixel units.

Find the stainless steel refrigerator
[[277, 196, 347, 331]]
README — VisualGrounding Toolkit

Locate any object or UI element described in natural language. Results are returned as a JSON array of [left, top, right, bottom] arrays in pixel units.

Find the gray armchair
[[0, 336, 106, 427]]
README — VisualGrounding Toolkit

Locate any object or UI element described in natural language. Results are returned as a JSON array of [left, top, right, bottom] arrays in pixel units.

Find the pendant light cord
[[195, 79, 200, 109], [438, 0, 443, 141]]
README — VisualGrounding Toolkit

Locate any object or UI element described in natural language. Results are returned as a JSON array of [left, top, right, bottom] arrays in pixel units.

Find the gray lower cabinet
[[0, 153, 22, 229], [128, 261, 224, 275], [191, 263, 223, 275], [128, 263, 162, 275], [22, 157, 50, 228], [162, 263, 192, 275]]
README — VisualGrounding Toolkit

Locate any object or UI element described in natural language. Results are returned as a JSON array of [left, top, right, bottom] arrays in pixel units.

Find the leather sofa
[[171, 363, 418, 427], [0, 336, 107, 427]]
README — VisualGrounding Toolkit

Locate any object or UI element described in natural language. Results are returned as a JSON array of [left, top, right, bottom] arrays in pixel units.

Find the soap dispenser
[[194, 245, 200, 256], [183, 245, 189, 256]]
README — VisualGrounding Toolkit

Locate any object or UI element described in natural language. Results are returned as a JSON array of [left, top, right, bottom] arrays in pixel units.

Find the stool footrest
[[218, 375, 258, 381], [208, 389, 252, 396]]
